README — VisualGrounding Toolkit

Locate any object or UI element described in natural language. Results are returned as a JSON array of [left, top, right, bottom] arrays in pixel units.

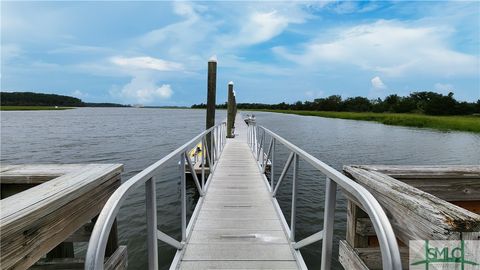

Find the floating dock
[[177, 116, 299, 269]]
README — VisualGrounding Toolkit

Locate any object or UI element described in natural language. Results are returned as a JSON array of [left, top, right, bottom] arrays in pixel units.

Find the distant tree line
[[1, 92, 85, 106], [84, 102, 130, 107], [1, 92, 129, 107], [191, 91, 480, 116]]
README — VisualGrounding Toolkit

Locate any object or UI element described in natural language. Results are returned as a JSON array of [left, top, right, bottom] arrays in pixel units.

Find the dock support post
[[227, 82, 235, 138], [321, 177, 337, 270], [145, 177, 159, 270], [206, 57, 217, 162]]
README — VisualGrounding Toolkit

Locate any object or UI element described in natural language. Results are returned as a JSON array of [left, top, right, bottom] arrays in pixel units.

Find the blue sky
[[1, 1, 479, 105]]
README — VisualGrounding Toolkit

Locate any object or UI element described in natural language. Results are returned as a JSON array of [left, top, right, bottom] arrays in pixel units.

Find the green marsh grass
[[251, 110, 480, 133]]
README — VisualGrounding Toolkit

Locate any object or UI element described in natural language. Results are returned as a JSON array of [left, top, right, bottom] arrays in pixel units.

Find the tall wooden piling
[[227, 81, 235, 138], [206, 56, 217, 157]]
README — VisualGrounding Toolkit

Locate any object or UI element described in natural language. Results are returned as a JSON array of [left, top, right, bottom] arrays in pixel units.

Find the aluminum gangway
[[85, 114, 402, 270]]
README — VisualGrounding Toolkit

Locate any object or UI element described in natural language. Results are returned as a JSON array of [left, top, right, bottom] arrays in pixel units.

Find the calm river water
[[1, 108, 479, 269]]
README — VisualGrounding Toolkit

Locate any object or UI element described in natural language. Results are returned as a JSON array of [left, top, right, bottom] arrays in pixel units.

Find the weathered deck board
[[0, 164, 124, 269], [343, 166, 480, 244], [177, 116, 299, 269]]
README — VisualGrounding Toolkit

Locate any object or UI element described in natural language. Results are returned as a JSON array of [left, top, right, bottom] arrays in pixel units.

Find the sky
[[1, 1, 479, 106]]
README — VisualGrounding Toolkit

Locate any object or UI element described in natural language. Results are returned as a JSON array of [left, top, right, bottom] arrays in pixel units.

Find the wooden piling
[[206, 57, 217, 156], [227, 81, 235, 138]]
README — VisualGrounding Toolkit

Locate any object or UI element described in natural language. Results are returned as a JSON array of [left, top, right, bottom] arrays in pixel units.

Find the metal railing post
[[261, 130, 265, 165], [213, 127, 215, 158], [272, 152, 295, 197], [201, 140, 205, 191], [321, 177, 337, 270], [180, 153, 186, 242], [216, 126, 219, 158], [260, 139, 264, 166], [257, 130, 263, 161], [212, 127, 216, 161], [185, 151, 204, 196], [253, 126, 257, 156], [220, 124, 224, 150], [250, 125, 253, 148], [217, 126, 220, 156], [271, 138, 275, 191], [211, 129, 216, 163], [253, 125, 256, 152], [145, 177, 159, 270], [263, 138, 273, 174], [290, 153, 298, 241], [203, 137, 211, 170], [252, 125, 254, 149]]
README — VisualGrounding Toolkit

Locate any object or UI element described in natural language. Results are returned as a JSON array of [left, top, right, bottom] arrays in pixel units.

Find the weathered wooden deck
[[178, 117, 299, 269]]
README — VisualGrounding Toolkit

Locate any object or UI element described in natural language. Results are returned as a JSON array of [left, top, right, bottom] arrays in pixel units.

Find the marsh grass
[[251, 110, 480, 133]]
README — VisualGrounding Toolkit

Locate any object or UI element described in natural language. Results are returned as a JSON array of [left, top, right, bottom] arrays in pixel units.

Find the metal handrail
[[247, 123, 402, 270], [85, 122, 226, 270]]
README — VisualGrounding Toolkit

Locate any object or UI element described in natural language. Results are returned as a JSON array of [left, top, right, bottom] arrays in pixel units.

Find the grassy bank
[[1, 106, 74, 111], [252, 110, 480, 133]]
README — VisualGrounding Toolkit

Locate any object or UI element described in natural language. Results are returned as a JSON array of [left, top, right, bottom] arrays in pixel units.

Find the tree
[[342, 97, 372, 112], [384, 94, 400, 112], [1, 92, 84, 106], [423, 92, 456, 115]]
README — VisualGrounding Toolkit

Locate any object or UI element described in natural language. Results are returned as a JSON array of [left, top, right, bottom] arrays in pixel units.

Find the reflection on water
[[1, 108, 479, 269]]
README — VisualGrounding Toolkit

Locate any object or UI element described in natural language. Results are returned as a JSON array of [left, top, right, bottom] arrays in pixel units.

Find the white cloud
[[218, 3, 311, 49], [305, 90, 324, 98], [72, 89, 88, 99], [1, 44, 23, 61], [220, 54, 290, 76], [224, 10, 303, 47], [138, 2, 213, 52], [371, 76, 387, 89], [274, 20, 478, 78], [329, 1, 358, 14], [327, 2, 379, 14], [110, 56, 183, 71], [434, 83, 454, 93], [48, 44, 113, 55], [106, 55, 178, 104], [173, 1, 196, 17], [111, 75, 173, 104]]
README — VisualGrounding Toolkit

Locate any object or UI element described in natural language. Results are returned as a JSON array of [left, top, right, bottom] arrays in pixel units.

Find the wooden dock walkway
[[178, 117, 299, 269]]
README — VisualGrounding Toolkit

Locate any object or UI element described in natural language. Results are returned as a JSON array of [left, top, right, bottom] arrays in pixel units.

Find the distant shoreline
[[0, 106, 75, 111], [246, 109, 480, 133], [0, 106, 193, 111]]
